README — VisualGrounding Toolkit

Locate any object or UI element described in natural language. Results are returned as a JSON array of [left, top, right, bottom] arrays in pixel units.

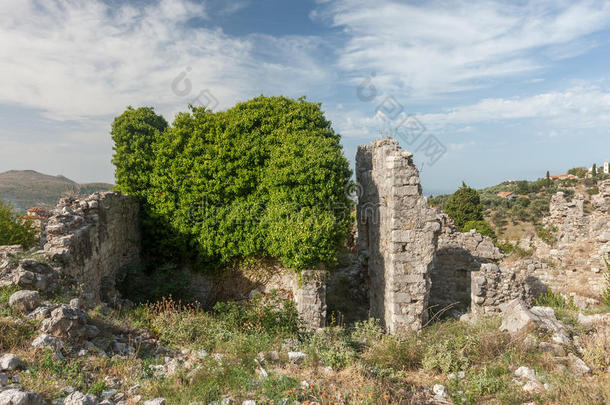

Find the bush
[[0, 199, 38, 248], [537, 225, 558, 246], [112, 96, 353, 270], [534, 289, 577, 311], [444, 182, 483, 228], [462, 220, 497, 242]]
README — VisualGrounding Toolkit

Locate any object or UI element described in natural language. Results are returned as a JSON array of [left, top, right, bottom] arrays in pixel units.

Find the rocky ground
[[1, 248, 609, 405]]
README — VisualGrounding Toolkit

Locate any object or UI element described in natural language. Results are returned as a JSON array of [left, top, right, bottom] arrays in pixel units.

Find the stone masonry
[[356, 138, 441, 333], [514, 181, 610, 303], [430, 213, 503, 313], [43, 191, 141, 302], [355, 139, 540, 331]]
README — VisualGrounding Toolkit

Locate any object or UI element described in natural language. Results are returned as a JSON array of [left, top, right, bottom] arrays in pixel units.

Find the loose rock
[[8, 290, 40, 313], [0, 354, 22, 371], [0, 388, 44, 405]]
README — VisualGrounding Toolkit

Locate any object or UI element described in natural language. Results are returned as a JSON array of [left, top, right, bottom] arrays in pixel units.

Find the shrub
[[534, 289, 577, 311], [497, 241, 514, 254], [305, 327, 357, 369], [537, 225, 558, 246], [462, 220, 497, 242], [444, 182, 484, 229], [112, 96, 353, 270], [0, 199, 38, 249]]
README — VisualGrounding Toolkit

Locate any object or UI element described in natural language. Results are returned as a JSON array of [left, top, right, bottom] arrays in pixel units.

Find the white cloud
[[421, 85, 610, 130], [318, 0, 610, 98], [0, 0, 329, 121]]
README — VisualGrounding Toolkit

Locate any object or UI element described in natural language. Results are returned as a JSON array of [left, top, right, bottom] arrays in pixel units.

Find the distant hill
[[0, 170, 114, 212]]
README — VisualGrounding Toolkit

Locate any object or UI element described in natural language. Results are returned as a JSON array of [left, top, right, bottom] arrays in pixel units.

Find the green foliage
[[536, 225, 558, 246], [462, 220, 497, 242], [362, 331, 422, 372], [497, 241, 515, 254], [534, 289, 577, 311], [587, 186, 600, 195], [444, 182, 484, 229], [305, 327, 357, 369], [512, 245, 534, 258], [111, 106, 168, 198], [568, 167, 587, 178], [0, 199, 38, 248], [213, 291, 302, 337], [112, 97, 352, 270]]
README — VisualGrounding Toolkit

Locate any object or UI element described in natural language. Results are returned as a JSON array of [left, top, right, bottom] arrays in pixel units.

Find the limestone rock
[[31, 334, 63, 352], [64, 391, 99, 405], [288, 352, 306, 364], [514, 366, 537, 381], [0, 389, 44, 405], [8, 290, 40, 313], [499, 300, 571, 344], [143, 399, 166, 405], [567, 353, 591, 375], [0, 354, 21, 371], [40, 305, 89, 340]]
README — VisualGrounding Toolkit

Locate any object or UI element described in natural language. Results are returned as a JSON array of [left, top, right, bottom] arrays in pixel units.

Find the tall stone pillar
[[356, 138, 440, 333]]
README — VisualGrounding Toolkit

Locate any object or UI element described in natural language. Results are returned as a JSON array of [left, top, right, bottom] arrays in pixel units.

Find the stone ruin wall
[[356, 139, 540, 331], [43, 191, 141, 302], [429, 213, 504, 313], [513, 181, 610, 305], [189, 266, 326, 330], [356, 138, 441, 333]]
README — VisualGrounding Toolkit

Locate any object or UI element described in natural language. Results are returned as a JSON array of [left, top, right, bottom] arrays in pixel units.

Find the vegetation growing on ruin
[[111, 96, 353, 271], [0, 199, 38, 248]]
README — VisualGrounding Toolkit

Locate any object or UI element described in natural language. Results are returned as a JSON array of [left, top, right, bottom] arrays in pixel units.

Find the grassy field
[[1, 284, 608, 404]]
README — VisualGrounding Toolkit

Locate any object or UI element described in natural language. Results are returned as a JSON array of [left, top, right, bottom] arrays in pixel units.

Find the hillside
[[429, 170, 610, 243], [0, 170, 113, 212]]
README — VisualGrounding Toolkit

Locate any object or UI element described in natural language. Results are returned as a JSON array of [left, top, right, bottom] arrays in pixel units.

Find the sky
[[1, 0, 610, 195]]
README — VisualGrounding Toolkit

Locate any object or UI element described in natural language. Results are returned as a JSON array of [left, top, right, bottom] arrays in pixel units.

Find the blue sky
[[1, 0, 610, 195]]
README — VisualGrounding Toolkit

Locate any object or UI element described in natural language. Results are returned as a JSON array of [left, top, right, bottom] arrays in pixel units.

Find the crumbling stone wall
[[355, 139, 540, 330], [513, 183, 610, 304], [189, 266, 326, 330], [429, 214, 503, 312], [43, 191, 141, 302], [470, 263, 535, 315], [356, 138, 441, 333]]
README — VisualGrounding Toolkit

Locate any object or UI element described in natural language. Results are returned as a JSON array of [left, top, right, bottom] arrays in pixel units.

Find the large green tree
[[444, 182, 484, 229], [113, 96, 352, 270]]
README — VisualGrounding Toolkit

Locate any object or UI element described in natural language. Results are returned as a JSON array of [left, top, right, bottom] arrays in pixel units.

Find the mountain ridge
[[0, 169, 114, 212]]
